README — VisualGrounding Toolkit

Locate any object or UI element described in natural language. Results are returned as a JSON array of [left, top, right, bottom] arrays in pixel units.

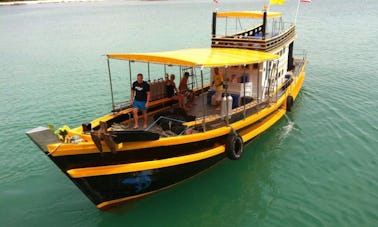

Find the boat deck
[[111, 93, 265, 137], [110, 58, 305, 136]]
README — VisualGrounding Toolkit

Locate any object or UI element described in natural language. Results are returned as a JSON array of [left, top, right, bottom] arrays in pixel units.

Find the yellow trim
[[48, 127, 230, 156], [107, 48, 279, 67], [291, 60, 307, 100], [67, 145, 225, 178], [240, 108, 286, 142], [97, 189, 160, 209], [216, 11, 282, 19]]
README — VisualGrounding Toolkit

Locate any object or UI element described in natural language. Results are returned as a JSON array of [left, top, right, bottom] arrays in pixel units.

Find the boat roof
[[216, 11, 282, 19], [107, 48, 279, 67]]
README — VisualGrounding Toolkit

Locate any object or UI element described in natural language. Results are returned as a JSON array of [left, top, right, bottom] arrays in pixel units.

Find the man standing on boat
[[167, 74, 188, 111], [130, 73, 150, 129], [179, 72, 194, 105], [212, 67, 224, 110]]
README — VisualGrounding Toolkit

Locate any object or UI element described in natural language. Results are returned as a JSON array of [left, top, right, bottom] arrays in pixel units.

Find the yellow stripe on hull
[[240, 108, 286, 142], [67, 145, 225, 178], [96, 188, 162, 210]]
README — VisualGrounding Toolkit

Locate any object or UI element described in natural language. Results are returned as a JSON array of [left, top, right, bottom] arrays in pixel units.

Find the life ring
[[286, 95, 294, 112], [226, 133, 244, 160]]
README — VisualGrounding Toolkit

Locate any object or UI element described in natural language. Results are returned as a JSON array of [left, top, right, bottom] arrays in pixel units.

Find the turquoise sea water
[[1, 0, 377, 226]]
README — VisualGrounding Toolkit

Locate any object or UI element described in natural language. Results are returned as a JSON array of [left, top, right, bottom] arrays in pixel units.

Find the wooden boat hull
[[70, 151, 225, 209]]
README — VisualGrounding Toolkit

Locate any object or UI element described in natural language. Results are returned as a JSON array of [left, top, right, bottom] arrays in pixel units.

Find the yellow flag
[[270, 0, 285, 5]]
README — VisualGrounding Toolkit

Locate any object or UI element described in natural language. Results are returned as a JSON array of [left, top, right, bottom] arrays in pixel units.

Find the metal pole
[[225, 17, 228, 35], [294, 0, 300, 25], [262, 8, 267, 39], [243, 65, 247, 119], [212, 12, 217, 37], [224, 67, 229, 125], [148, 63, 151, 81], [128, 61, 132, 89], [179, 66, 182, 80], [107, 58, 115, 112], [258, 63, 261, 103], [275, 60, 279, 103], [201, 67, 206, 132]]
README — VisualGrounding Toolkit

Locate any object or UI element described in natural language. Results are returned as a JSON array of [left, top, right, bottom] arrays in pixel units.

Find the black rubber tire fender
[[286, 95, 294, 112], [226, 133, 244, 160]]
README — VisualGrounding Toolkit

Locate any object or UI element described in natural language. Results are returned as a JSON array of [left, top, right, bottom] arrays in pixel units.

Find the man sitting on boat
[[166, 74, 188, 111], [179, 72, 195, 105], [130, 73, 150, 129]]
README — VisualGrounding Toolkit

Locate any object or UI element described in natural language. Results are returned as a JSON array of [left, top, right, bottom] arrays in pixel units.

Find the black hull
[[72, 152, 225, 208], [50, 135, 226, 171], [110, 130, 160, 143], [44, 134, 227, 208]]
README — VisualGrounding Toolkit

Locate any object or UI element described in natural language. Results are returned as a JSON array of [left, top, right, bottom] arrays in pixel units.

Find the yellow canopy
[[107, 48, 278, 67], [216, 11, 282, 19]]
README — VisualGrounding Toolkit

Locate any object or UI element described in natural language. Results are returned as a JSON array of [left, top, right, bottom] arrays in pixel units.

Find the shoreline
[[0, 0, 104, 6]]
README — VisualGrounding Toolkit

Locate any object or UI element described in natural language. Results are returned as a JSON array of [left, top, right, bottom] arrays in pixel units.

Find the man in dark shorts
[[130, 73, 150, 129], [179, 72, 194, 104]]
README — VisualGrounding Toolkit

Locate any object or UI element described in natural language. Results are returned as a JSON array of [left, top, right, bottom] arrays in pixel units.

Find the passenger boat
[[26, 6, 306, 209]]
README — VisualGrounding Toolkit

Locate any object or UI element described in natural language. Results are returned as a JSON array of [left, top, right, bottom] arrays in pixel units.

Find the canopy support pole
[[224, 67, 230, 125], [147, 63, 151, 81], [128, 61, 132, 90], [241, 65, 247, 119], [257, 64, 260, 103], [107, 58, 115, 112], [201, 68, 206, 132], [225, 17, 228, 35], [179, 66, 182, 80], [277, 61, 280, 101]]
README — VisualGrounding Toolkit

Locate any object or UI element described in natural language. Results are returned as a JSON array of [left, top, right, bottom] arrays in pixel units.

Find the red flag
[[300, 0, 312, 2]]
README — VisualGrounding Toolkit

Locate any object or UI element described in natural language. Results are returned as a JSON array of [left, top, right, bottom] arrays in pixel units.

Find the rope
[[47, 142, 63, 156], [228, 125, 238, 136]]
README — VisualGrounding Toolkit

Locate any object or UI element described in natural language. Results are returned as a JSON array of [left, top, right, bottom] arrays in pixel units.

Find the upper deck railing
[[211, 24, 296, 52]]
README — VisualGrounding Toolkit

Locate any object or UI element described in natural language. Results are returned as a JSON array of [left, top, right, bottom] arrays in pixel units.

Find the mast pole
[[262, 4, 268, 39], [212, 12, 217, 38], [212, 0, 218, 37], [294, 0, 300, 24], [107, 58, 115, 112]]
